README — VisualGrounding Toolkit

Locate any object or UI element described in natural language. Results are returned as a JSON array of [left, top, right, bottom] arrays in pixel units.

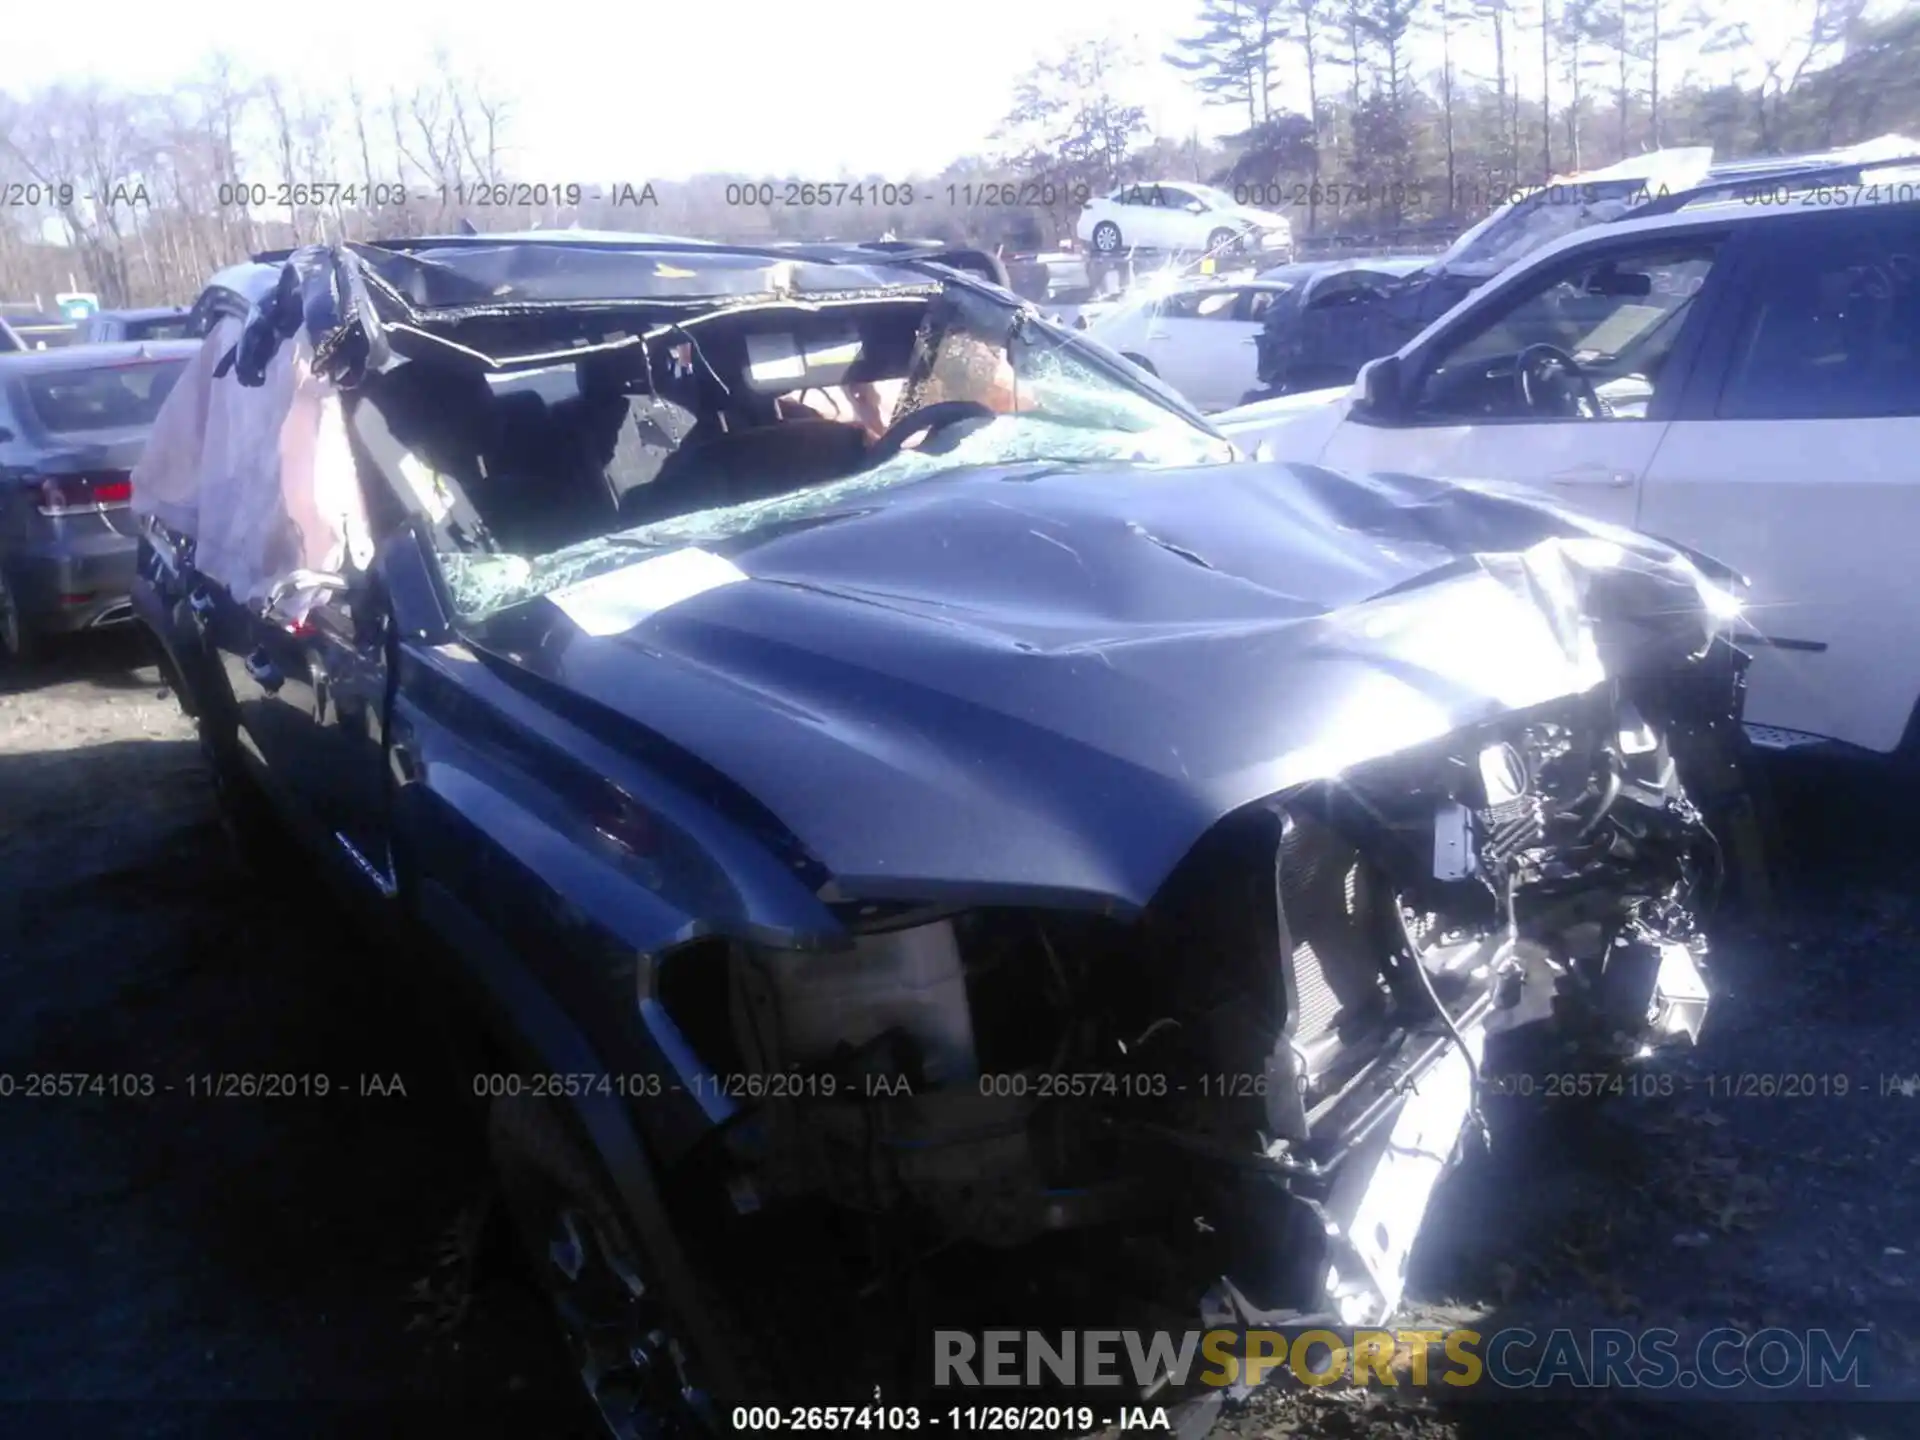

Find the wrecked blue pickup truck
[[131, 230, 1751, 1434]]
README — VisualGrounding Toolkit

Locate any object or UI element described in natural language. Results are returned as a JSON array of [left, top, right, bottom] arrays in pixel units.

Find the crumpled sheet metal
[[480, 457, 1747, 912], [131, 312, 375, 620], [221, 244, 390, 390]]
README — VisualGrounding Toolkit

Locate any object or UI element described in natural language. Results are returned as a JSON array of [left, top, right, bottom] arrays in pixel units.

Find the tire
[[0, 568, 41, 667], [488, 1091, 770, 1437], [1206, 227, 1239, 254], [1091, 220, 1122, 254], [1120, 351, 1158, 376]]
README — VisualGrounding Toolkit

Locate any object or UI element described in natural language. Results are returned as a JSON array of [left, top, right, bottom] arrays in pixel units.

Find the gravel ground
[[1, 630, 1916, 1438]]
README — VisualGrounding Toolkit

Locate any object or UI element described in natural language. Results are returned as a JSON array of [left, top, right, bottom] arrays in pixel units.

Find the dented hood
[[479, 461, 1738, 913]]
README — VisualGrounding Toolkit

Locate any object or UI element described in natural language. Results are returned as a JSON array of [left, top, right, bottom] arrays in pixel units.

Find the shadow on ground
[[0, 640, 592, 1437]]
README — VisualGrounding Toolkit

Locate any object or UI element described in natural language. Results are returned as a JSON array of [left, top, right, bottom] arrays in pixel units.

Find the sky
[[8, 0, 1883, 181]]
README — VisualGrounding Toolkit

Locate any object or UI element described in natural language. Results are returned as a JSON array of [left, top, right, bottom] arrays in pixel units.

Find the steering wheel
[[1515, 343, 1606, 418], [864, 400, 999, 468]]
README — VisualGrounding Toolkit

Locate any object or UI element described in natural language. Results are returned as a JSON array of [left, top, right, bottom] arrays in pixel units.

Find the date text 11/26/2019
[[0, 1073, 409, 1099], [729, 1404, 1174, 1432], [1483, 1071, 1883, 1100]]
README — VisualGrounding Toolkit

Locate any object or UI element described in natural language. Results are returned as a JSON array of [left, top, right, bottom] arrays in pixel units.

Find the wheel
[[1120, 351, 1158, 376], [0, 568, 40, 666], [1090, 220, 1122, 254], [1206, 227, 1239, 254], [489, 1091, 766, 1438]]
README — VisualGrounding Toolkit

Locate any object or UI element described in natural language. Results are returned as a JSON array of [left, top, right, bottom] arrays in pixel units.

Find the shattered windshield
[[1436, 179, 1666, 276], [432, 280, 1233, 621]]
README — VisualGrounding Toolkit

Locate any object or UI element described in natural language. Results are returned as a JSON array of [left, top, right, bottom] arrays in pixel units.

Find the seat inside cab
[[344, 299, 926, 559]]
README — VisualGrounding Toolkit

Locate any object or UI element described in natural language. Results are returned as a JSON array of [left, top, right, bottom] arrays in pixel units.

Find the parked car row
[[1082, 257, 1431, 412], [1075, 139, 1918, 417], [101, 226, 1757, 1435]]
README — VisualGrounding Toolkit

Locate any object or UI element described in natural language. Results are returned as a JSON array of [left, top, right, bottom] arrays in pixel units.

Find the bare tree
[[1, 21, 1916, 304], [1473, 0, 1519, 182], [1540, 0, 1555, 175], [1558, 0, 1609, 168], [261, 78, 303, 244], [1291, 0, 1332, 230], [994, 38, 1151, 238], [1436, 0, 1462, 211]]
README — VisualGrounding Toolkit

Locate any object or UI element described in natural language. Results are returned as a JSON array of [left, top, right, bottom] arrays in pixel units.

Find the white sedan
[[1075, 181, 1293, 261], [1084, 279, 1293, 413]]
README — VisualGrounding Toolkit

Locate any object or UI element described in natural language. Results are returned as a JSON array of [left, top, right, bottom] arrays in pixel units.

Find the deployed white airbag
[[131, 317, 375, 622]]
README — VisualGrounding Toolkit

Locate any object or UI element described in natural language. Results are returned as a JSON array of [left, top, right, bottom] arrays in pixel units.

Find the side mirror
[[1357, 355, 1403, 417], [1185, 200, 1208, 214]]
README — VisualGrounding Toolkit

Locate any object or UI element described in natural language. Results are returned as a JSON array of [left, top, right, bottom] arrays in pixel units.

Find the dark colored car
[[1245, 256, 1438, 397], [78, 306, 196, 344], [136, 232, 1751, 1433], [0, 342, 197, 660]]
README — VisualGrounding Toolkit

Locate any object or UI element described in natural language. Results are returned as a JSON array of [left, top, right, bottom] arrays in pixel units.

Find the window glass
[[1245, 289, 1281, 320], [1435, 177, 1676, 276], [422, 284, 1233, 621], [1717, 219, 1920, 420], [1411, 241, 1719, 421], [125, 316, 195, 341], [21, 359, 188, 434], [1159, 289, 1242, 320]]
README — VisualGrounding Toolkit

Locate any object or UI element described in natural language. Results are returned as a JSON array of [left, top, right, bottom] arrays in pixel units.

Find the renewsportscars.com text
[[934, 1326, 1875, 1394]]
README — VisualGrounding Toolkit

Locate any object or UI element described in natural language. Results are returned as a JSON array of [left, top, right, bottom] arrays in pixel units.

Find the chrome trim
[[88, 602, 135, 628], [262, 569, 350, 614], [333, 831, 398, 899], [36, 500, 133, 518]]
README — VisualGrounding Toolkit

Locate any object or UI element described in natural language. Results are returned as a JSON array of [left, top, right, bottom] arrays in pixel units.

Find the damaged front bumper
[[1250, 918, 1714, 1337], [654, 668, 1740, 1405]]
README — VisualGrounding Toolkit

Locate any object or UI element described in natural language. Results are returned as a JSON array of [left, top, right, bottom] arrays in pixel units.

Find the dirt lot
[[1, 630, 1916, 1438]]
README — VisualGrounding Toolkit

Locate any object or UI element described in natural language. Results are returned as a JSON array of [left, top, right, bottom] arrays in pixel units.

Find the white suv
[[1216, 165, 1920, 755]]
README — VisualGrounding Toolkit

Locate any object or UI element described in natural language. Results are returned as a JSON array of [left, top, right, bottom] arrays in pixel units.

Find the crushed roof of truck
[[244, 232, 957, 317]]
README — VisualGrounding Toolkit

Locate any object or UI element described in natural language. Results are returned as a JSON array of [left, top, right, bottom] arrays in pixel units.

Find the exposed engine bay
[[657, 675, 1727, 1400]]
